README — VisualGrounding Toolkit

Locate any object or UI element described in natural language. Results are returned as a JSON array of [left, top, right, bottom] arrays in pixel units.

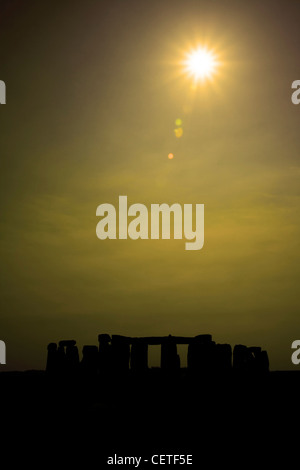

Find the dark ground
[[0, 369, 298, 467]]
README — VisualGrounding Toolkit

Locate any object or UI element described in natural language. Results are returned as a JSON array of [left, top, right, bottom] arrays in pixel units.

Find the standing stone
[[57, 343, 66, 374], [65, 343, 79, 373], [98, 334, 112, 372], [111, 335, 130, 372], [233, 344, 254, 371], [57, 340, 78, 374], [161, 335, 179, 370], [259, 350, 269, 372], [187, 336, 216, 371], [131, 339, 148, 372], [81, 345, 99, 375], [216, 344, 232, 371]]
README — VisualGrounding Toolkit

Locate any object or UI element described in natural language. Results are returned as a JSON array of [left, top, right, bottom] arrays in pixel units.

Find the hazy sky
[[1, 0, 300, 370]]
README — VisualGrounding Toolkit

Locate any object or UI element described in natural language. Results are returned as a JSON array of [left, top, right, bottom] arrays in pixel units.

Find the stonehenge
[[46, 334, 269, 376]]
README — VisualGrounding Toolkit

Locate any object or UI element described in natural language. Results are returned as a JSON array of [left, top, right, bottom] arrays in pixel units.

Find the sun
[[183, 47, 218, 81]]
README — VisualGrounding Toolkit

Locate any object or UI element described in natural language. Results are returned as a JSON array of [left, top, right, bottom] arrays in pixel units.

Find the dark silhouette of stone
[[111, 335, 130, 372], [65, 343, 79, 373], [59, 340, 76, 348], [46, 333, 269, 380], [176, 353, 180, 369], [81, 345, 99, 375], [131, 338, 148, 372], [233, 345, 269, 373], [249, 346, 261, 355], [133, 336, 209, 345], [98, 334, 112, 372], [249, 348, 269, 372], [187, 336, 216, 371], [247, 347, 261, 371], [51, 340, 78, 375], [216, 344, 232, 371], [194, 334, 212, 343], [161, 335, 179, 370], [57, 343, 66, 374], [259, 351, 269, 372], [233, 344, 249, 370], [46, 343, 58, 373]]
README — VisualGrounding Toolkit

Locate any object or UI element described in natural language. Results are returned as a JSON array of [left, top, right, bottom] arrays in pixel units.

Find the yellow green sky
[[1, 0, 300, 370]]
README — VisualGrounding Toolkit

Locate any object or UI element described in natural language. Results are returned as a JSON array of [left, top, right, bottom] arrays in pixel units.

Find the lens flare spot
[[168, 153, 174, 160], [174, 128, 183, 138], [175, 118, 182, 126]]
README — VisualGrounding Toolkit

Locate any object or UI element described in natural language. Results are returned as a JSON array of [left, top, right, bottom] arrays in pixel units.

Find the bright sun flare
[[184, 47, 218, 81]]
